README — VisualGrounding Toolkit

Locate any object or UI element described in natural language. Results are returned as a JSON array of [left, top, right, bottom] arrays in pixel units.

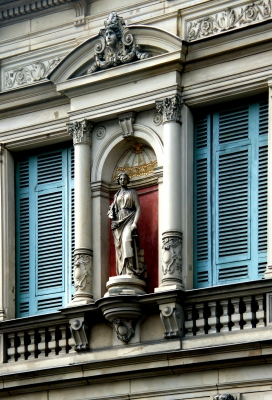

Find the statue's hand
[[131, 222, 137, 231]]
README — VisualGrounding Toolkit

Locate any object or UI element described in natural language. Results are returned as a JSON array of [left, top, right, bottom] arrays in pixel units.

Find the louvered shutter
[[194, 115, 212, 287], [16, 147, 74, 317], [194, 100, 268, 288]]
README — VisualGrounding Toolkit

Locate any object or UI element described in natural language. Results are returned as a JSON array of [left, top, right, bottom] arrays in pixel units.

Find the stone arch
[[91, 124, 163, 183]]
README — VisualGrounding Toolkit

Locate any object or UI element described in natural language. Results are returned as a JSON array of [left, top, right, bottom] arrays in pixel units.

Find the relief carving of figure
[[108, 173, 144, 277], [88, 12, 149, 74]]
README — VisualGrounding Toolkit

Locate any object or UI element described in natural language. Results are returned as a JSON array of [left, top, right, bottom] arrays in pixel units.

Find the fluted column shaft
[[67, 120, 94, 304], [155, 95, 184, 290]]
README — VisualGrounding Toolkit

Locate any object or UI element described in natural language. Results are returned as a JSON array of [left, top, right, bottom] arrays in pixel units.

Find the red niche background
[[109, 185, 158, 293]]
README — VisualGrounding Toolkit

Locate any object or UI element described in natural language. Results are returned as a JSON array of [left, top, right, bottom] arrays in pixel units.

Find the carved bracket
[[159, 302, 184, 339], [71, 0, 87, 26], [112, 319, 135, 343], [67, 119, 93, 145], [69, 317, 89, 351], [213, 395, 237, 400], [118, 112, 136, 137], [156, 95, 182, 124]]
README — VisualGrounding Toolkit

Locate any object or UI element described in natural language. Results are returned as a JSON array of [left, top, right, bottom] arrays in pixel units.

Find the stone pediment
[[49, 12, 184, 85]]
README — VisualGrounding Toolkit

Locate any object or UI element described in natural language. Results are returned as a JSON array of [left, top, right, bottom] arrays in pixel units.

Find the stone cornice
[[0, 0, 87, 26]]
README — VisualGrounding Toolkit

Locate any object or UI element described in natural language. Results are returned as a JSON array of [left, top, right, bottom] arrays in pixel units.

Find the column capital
[[67, 119, 93, 145], [156, 95, 183, 124]]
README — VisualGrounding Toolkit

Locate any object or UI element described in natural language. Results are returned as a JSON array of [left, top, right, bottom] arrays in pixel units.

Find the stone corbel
[[159, 302, 184, 339], [118, 112, 136, 137], [213, 395, 238, 400], [69, 316, 89, 350], [71, 0, 87, 26]]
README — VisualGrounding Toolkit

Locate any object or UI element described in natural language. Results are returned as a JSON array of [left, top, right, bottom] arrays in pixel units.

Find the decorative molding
[[161, 230, 183, 288], [4, 58, 61, 90], [118, 112, 136, 137], [0, 0, 87, 25], [94, 126, 106, 140], [67, 119, 93, 145], [87, 12, 149, 74], [187, 1, 271, 42], [213, 395, 237, 400], [69, 317, 89, 351], [159, 302, 184, 339], [112, 319, 135, 343], [156, 95, 182, 124]]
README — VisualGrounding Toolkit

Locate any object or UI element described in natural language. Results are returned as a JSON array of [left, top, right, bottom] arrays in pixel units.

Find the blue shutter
[[16, 147, 74, 317], [194, 115, 212, 287], [194, 100, 268, 288]]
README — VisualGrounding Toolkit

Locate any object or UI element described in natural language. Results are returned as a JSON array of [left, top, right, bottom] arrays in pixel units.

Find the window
[[16, 146, 74, 317], [194, 100, 268, 288]]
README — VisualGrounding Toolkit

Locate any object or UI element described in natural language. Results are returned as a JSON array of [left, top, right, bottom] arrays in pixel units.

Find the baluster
[[27, 329, 37, 360], [208, 301, 218, 334], [220, 299, 229, 332], [255, 294, 265, 328], [195, 303, 205, 335], [242, 296, 252, 329], [16, 331, 26, 362], [58, 324, 68, 355], [184, 304, 194, 337], [230, 297, 241, 331], [37, 328, 46, 358], [6, 333, 16, 362], [47, 326, 56, 357]]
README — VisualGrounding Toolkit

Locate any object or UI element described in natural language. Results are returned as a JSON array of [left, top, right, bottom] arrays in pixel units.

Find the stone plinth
[[104, 275, 146, 297]]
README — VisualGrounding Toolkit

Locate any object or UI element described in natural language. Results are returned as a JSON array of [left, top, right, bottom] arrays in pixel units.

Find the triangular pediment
[[49, 16, 183, 85]]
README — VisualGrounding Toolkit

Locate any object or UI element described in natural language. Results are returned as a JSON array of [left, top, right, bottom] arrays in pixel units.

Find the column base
[[67, 295, 94, 307], [104, 275, 146, 297], [155, 283, 184, 292]]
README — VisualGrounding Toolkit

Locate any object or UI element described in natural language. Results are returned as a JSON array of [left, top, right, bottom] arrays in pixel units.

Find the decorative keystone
[[118, 112, 136, 137], [69, 317, 89, 351], [159, 302, 184, 339]]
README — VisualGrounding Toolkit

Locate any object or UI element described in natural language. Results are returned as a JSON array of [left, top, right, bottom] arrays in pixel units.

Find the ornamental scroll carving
[[4, 58, 61, 90], [87, 12, 149, 74], [67, 119, 93, 145], [156, 95, 182, 124], [187, 0, 271, 42], [213, 395, 237, 400]]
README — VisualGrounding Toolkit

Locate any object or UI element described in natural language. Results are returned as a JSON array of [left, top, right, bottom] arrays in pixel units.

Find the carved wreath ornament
[[87, 12, 149, 73]]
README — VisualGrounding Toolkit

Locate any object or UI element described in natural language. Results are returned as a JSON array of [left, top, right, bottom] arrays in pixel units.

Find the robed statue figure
[[108, 173, 143, 276]]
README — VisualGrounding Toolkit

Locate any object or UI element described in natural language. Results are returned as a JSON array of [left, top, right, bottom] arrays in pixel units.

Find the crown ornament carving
[[87, 12, 149, 74]]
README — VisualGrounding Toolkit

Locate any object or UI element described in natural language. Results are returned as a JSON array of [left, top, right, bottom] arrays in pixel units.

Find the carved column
[[265, 79, 272, 279], [155, 95, 184, 290], [67, 120, 94, 304]]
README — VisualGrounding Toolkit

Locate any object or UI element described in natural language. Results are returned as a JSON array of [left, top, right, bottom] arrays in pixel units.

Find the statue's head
[[104, 12, 123, 47], [117, 172, 130, 186]]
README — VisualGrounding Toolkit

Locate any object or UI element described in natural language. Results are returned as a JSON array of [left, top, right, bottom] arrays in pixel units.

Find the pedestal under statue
[[106, 172, 146, 296]]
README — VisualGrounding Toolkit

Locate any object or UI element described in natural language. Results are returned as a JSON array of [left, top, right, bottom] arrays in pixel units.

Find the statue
[[87, 12, 149, 74], [108, 172, 145, 277]]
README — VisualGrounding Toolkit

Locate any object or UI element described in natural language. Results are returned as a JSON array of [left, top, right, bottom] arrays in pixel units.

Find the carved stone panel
[[187, 1, 271, 42], [161, 231, 183, 288]]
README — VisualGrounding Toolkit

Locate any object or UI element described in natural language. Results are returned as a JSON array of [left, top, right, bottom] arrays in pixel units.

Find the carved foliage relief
[[187, 1, 271, 41], [87, 12, 149, 74], [4, 58, 61, 90]]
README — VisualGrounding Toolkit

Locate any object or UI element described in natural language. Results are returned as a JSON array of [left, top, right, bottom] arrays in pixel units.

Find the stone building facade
[[0, 0, 272, 399]]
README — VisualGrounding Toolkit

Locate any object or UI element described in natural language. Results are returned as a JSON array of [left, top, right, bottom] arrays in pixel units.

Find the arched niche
[[91, 124, 163, 297]]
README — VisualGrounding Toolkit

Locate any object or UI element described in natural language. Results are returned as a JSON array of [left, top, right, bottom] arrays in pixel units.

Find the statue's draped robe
[[111, 189, 138, 275]]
